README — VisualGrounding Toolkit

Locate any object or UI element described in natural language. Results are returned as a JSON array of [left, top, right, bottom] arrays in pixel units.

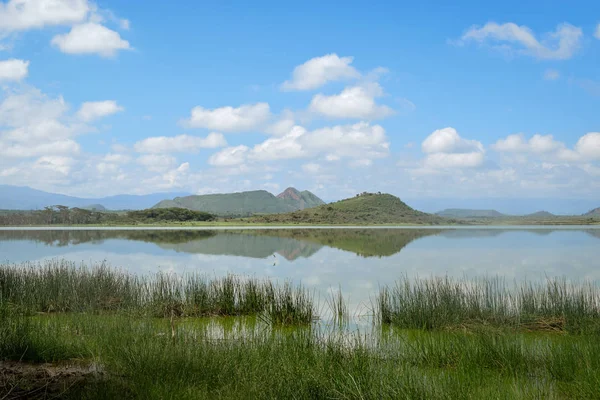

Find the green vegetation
[[153, 187, 324, 216], [126, 208, 215, 222], [378, 276, 600, 333], [0, 260, 313, 323], [0, 206, 216, 226], [3, 261, 600, 398], [248, 192, 450, 225], [246, 228, 442, 257]]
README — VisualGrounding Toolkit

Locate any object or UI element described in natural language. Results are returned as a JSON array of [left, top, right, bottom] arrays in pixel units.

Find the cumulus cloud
[[309, 83, 394, 119], [492, 133, 562, 154], [493, 132, 600, 162], [422, 127, 483, 154], [51, 22, 131, 57], [136, 154, 177, 172], [0, 59, 29, 81], [459, 22, 582, 60], [1, 139, 80, 158], [281, 53, 360, 91], [208, 122, 389, 167], [77, 100, 123, 121], [183, 102, 271, 132], [134, 133, 227, 154], [0, 0, 90, 32], [208, 145, 249, 167], [419, 127, 485, 170]]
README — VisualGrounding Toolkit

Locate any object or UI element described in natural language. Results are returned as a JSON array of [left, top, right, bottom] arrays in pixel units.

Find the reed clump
[[0, 260, 315, 325], [377, 276, 600, 333]]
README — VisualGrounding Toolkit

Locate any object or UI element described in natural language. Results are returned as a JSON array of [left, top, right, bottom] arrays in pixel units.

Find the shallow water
[[1, 227, 600, 317]]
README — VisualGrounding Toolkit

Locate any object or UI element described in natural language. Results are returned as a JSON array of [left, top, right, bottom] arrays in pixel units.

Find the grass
[[3, 260, 600, 398], [377, 275, 600, 333], [0, 260, 314, 325]]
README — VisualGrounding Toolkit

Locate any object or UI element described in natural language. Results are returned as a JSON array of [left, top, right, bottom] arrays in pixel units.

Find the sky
[[0, 0, 599, 208]]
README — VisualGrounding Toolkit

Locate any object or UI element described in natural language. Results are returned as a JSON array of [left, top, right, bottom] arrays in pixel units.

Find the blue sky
[[0, 0, 599, 208]]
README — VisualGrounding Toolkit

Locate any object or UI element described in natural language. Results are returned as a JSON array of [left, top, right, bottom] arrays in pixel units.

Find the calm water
[[1, 227, 600, 313]]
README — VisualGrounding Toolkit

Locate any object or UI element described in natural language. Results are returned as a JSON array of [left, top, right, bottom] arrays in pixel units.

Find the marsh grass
[[0, 260, 315, 325], [377, 275, 600, 333], [4, 260, 600, 398]]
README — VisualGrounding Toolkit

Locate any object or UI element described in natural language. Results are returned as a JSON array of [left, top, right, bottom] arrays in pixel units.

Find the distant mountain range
[[436, 209, 506, 218], [0, 185, 189, 210], [153, 187, 325, 216], [436, 209, 559, 219]]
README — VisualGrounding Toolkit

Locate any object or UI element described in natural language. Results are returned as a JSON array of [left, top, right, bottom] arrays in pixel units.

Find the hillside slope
[[584, 207, 600, 216], [248, 193, 447, 225], [154, 188, 324, 216]]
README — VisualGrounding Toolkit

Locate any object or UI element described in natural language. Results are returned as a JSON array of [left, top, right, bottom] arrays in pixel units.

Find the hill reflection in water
[[0, 229, 446, 260]]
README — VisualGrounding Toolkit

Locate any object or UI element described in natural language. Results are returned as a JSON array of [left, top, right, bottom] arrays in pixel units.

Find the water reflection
[[0, 229, 443, 260]]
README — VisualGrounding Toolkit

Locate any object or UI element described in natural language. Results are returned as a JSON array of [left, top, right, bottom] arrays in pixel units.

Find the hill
[[584, 207, 600, 216], [0, 185, 189, 210], [248, 192, 447, 225], [436, 209, 506, 218], [524, 211, 556, 218], [153, 188, 324, 216]]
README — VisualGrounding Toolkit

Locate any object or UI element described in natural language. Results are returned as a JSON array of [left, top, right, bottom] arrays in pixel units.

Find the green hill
[[248, 192, 446, 225], [153, 188, 324, 216], [436, 209, 506, 218]]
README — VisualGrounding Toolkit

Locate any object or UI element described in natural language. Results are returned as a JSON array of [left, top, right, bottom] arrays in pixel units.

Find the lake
[[2, 227, 600, 316]]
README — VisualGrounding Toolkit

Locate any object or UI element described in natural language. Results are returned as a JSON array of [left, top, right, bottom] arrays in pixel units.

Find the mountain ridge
[[153, 188, 325, 216], [0, 185, 189, 210]]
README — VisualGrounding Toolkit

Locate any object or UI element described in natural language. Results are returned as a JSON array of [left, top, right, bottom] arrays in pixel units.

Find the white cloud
[[460, 22, 582, 60], [418, 127, 485, 171], [250, 126, 306, 161], [574, 132, 600, 159], [595, 23, 600, 40], [422, 127, 483, 154], [424, 152, 484, 169], [183, 102, 271, 132], [543, 69, 560, 81], [265, 110, 295, 136], [0, 0, 90, 32], [120, 18, 130, 30], [1, 139, 80, 158], [208, 145, 249, 167], [34, 155, 76, 175], [136, 154, 177, 172], [494, 132, 600, 162], [492, 133, 562, 154], [209, 122, 389, 168], [134, 133, 227, 154], [0, 59, 29, 81], [77, 100, 123, 121], [302, 163, 321, 174], [309, 83, 394, 119], [51, 22, 131, 57], [281, 53, 360, 91]]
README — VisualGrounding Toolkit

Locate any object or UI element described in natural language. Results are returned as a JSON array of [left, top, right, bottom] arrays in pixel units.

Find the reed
[[0, 260, 315, 326], [377, 275, 600, 333]]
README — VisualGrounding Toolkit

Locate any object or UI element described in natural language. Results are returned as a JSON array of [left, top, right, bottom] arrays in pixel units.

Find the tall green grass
[[377, 275, 600, 333], [0, 260, 314, 325]]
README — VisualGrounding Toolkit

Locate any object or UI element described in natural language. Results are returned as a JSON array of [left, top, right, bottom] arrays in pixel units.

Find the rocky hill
[[153, 188, 324, 216], [584, 207, 600, 216]]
